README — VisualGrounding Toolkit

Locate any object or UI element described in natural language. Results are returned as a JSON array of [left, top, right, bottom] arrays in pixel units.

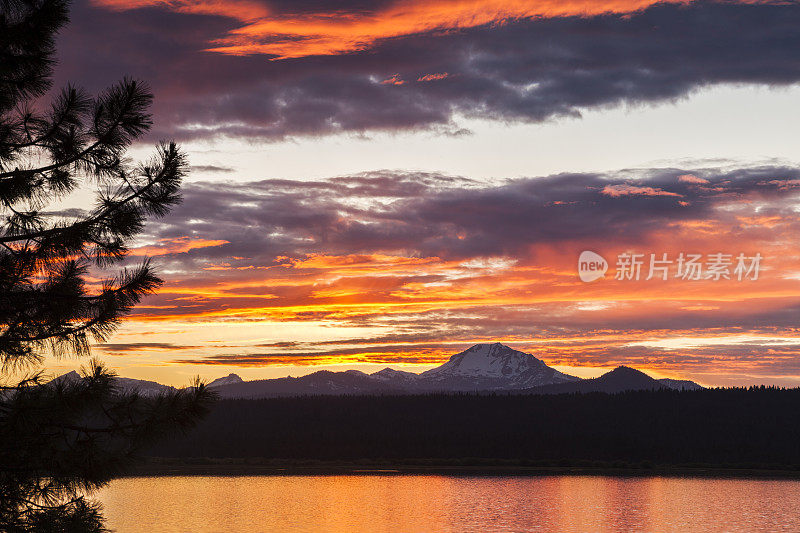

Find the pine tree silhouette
[[0, 1, 215, 529]]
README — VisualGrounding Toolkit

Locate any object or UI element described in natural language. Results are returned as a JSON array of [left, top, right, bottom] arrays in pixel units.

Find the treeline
[[148, 387, 800, 467]]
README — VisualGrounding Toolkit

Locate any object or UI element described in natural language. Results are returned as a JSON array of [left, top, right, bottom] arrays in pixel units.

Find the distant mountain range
[[52, 371, 178, 396], [521, 365, 701, 395], [204, 344, 701, 398], [51, 343, 702, 398]]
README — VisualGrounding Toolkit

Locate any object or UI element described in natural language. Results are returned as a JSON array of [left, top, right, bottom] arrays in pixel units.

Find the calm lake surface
[[98, 475, 800, 532]]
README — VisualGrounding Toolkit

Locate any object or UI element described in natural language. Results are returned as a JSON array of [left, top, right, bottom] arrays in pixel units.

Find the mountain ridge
[[49, 343, 702, 398], [522, 365, 702, 395]]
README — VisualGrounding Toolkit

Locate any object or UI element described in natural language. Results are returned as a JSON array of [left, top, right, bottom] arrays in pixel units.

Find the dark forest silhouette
[[150, 387, 800, 469]]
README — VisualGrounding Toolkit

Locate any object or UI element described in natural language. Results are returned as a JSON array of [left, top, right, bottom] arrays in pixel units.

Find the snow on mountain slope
[[50, 371, 175, 396], [208, 373, 244, 387], [114, 377, 176, 396], [420, 343, 578, 389], [213, 370, 395, 398], [46, 344, 702, 398], [522, 366, 706, 395], [658, 378, 703, 391], [371, 368, 419, 382]]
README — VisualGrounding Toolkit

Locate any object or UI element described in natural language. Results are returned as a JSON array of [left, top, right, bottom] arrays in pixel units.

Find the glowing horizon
[[42, 0, 800, 389]]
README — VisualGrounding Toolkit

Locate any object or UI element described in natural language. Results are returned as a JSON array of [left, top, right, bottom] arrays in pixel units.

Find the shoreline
[[122, 460, 800, 480]]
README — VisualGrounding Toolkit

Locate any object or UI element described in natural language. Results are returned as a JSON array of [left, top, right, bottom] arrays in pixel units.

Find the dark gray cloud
[[98, 342, 203, 352], [52, 1, 800, 140], [140, 165, 800, 275], [189, 165, 236, 173]]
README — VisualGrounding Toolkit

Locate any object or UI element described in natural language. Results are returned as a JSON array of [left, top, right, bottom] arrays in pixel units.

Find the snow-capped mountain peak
[[420, 343, 577, 389], [44, 343, 703, 398], [422, 343, 541, 378], [53, 370, 81, 383], [208, 373, 244, 387], [371, 367, 419, 382], [48, 371, 175, 396]]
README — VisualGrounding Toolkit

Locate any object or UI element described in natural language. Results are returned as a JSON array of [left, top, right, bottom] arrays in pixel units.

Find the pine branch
[[0, 78, 150, 179], [0, 142, 183, 245], [0, 3, 214, 529]]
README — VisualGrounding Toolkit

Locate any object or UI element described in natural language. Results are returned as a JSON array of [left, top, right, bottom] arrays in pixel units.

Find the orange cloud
[[601, 184, 683, 198], [418, 72, 450, 82], [765, 179, 800, 190], [92, 0, 696, 58], [381, 74, 405, 85], [736, 215, 790, 229], [130, 236, 229, 256], [678, 174, 710, 184], [131, 235, 800, 323]]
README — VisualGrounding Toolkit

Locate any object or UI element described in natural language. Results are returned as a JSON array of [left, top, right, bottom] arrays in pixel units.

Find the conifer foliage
[[0, 1, 215, 529]]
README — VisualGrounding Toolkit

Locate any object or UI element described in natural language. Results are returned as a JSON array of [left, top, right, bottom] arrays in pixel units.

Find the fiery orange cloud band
[[92, 0, 697, 58], [129, 237, 229, 256]]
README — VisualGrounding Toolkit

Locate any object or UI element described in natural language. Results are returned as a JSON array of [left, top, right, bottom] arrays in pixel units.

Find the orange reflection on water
[[98, 475, 800, 532]]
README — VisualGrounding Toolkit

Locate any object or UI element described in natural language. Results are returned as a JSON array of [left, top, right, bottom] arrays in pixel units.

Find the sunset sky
[[44, 0, 800, 387]]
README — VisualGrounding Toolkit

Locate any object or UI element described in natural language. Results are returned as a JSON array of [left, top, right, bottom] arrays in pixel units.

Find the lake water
[[98, 475, 800, 532]]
